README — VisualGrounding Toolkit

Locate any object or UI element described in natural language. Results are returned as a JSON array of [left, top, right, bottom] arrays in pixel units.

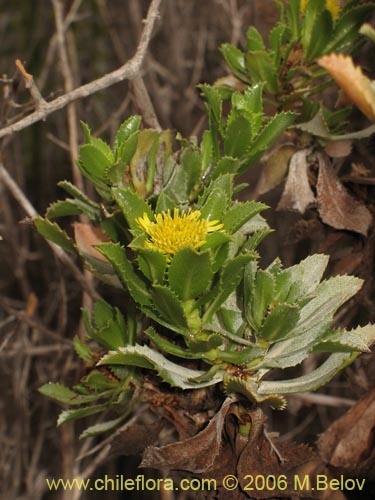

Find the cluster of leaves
[[218, 0, 374, 132], [37, 0, 375, 437]]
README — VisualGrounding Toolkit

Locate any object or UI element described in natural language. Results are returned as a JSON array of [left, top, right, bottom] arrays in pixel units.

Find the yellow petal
[[318, 53, 375, 122]]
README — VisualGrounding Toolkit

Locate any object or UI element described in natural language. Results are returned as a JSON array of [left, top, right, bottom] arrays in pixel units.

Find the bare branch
[[15, 59, 48, 111], [0, 0, 162, 139], [0, 163, 100, 300], [52, 0, 82, 188]]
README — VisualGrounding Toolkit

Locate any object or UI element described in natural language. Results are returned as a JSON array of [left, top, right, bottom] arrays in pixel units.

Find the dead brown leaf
[[73, 222, 109, 261], [324, 140, 352, 159], [277, 149, 316, 213], [316, 153, 372, 235], [318, 388, 375, 480], [256, 143, 296, 196], [140, 397, 233, 474], [318, 53, 375, 122]]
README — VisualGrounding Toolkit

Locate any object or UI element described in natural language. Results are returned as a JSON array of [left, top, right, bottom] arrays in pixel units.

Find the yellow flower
[[136, 208, 224, 255], [300, 0, 340, 21]]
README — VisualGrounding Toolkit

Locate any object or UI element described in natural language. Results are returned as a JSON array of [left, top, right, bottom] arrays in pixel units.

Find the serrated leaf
[[78, 144, 112, 182], [246, 27, 265, 51], [112, 187, 153, 230], [250, 270, 274, 331], [38, 383, 102, 405], [73, 335, 93, 363], [57, 181, 100, 208], [46, 199, 99, 220], [80, 413, 130, 439], [34, 217, 75, 255], [304, 10, 333, 61], [99, 344, 223, 389], [210, 156, 241, 180], [113, 115, 141, 155], [260, 303, 300, 342], [168, 248, 213, 301], [245, 50, 279, 94], [247, 112, 296, 165], [203, 254, 253, 322], [199, 188, 228, 222], [318, 54, 375, 123], [57, 406, 105, 426], [293, 275, 363, 335], [314, 324, 375, 353], [137, 248, 167, 283], [326, 4, 375, 53], [222, 201, 267, 234], [155, 191, 176, 213], [258, 352, 357, 395], [96, 242, 151, 306], [220, 43, 248, 80], [301, 0, 326, 56], [224, 114, 253, 158], [145, 327, 202, 359], [151, 285, 188, 330]]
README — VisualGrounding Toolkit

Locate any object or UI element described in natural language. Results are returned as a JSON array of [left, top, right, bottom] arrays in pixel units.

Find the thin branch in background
[[51, 0, 82, 189], [38, 0, 84, 91], [0, 163, 99, 300], [0, 0, 162, 140], [15, 60, 48, 111], [97, 0, 162, 131]]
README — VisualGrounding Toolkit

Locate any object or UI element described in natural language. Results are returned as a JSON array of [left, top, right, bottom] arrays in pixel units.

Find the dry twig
[[0, 0, 162, 139]]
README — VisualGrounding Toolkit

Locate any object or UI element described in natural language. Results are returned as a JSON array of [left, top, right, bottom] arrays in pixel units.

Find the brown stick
[[0, 0, 162, 139], [0, 162, 99, 300]]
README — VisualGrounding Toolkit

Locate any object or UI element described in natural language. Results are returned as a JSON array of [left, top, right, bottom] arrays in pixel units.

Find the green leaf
[[91, 300, 126, 349], [260, 303, 300, 342], [145, 327, 202, 359], [247, 112, 296, 164], [34, 217, 75, 255], [168, 248, 213, 300], [99, 344, 224, 389], [38, 383, 102, 405], [246, 27, 265, 51], [292, 275, 363, 336], [304, 10, 333, 61], [269, 23, 286, 66], [137, 248, 167, 283], [222, 201, 267, 234], [250, 270, 274, 331], [46, 199, 99, 220], [220, 43, 248, 80], [112, 187, 153, 230], [114, 115, 141, 155], [155, 192, 176, 213], [78, 144, 112, 182], [199, 188, 228, 221], [258, 352, 357, 395], [210, 156, 241, 180], [151, 285, 188, 330], [245, 50, 279, 94], [286, 0, 302, 40], [57, 181, 100, 208], [80, 413, 131, 439], [73, 335, 93, 363], [224, 114, 253, 158], [57, 406, 106, 426], [314, 324, 375, 353], [326, 4, 375, 53], [203, 254, 253, 322], [96, 242, 151, 306], [201, 130, 214, 172], [301, 0, 326, 57]]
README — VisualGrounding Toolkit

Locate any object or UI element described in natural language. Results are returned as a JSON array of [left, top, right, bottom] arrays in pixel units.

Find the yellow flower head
[[136, 208, 224, 255], [300, 0, 340, 21]]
